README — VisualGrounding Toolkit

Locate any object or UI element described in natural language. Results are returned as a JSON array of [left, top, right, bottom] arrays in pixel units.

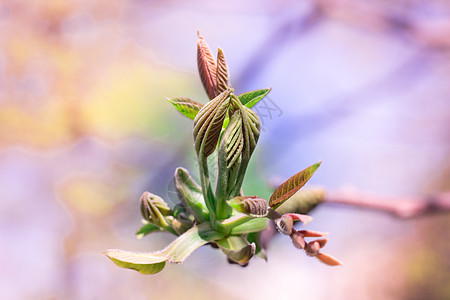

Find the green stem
[[217, 213, 254, 231], [216, 147, 231, 219], [229, 159, 250, 197], [199, 155, 216, 225]]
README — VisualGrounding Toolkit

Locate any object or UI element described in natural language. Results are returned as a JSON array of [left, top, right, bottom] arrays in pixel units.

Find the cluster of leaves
[[103, 32, 341, 274]]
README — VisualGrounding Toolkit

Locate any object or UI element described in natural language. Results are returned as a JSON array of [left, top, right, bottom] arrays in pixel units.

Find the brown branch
[[323, 190, 450, 219], [273, 187, 450, 219]]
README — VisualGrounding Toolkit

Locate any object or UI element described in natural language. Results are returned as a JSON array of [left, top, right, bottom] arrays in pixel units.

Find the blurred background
[[1, 0, 449, 299]]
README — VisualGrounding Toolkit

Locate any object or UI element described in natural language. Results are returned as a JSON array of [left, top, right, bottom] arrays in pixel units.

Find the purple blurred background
[[1, 1, 449, 299]]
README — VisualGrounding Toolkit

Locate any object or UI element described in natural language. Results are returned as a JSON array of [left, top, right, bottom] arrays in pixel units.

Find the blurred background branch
[[1, 0, 449, 299], [324, 190, 450, 218]]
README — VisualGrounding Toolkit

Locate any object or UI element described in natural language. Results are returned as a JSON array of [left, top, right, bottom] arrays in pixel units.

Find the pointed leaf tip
[[103, 250, 167, 275], [174, 167, 209, 222], [197, 33, 217, 100], [104, 223, 223, 274], [316, 252, 343, 266], [269, 161, 322, 210], [287, 213, 313, 225], [216, 48, 229, 95], [298, 230, 328, 237], [238, 88, 271, 108], [166, 97, 203, 120]]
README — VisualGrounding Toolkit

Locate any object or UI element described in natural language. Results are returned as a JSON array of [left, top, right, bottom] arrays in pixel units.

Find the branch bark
[[323, 190, 450, 218], [275, 187, 450, 219]]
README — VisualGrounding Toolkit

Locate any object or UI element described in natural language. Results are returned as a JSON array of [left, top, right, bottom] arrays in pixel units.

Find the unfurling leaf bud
[[305, 240, 321, 257], [290, 230, 306, 249], [228, 196, 268, 217], [276, 214, 294, 235], [217, 110, 244, 201], [193, 89, 232, 158], [140, 192, 172, 226], [269, 208, 314, 238], [197, 31, 217, 100]]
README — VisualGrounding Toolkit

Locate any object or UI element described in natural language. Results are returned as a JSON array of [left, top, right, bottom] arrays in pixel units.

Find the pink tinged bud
[[290, 230, 306, 249], [305, 240, 321, 257], [298, 230, 328, 237], [275, 213, 314, 235], [316, 253, 343, 266], [276, 214, 293, 235], [315, 238, 327, 249], [285, 213, 313, 225]]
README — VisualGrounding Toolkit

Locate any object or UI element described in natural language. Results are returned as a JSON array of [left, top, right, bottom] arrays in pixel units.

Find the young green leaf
[[269, 161, 322, 210], [136, 222, 161, 239], [216, 236, 255, 265], [237, 88, 271, 108], [193, 89, 231, 157], [197, 32, 217, 100], [228, 196, 268, 217], [174, 167, 209, 222], [166, 97, 203, 120], [215, 48, 229, 95], [103, 223, 223, 274], [104, 251, 166, 275], [159, 222, 224, 263]]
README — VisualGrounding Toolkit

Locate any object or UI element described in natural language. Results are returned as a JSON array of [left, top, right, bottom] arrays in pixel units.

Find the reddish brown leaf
[[215, 48, 229, 95], [269, 161, 321, 210], [285, 213, 313, 225], [298, 230, 328, 237], [197, 32, 217, 100], [316, 252, 343, 266], [315, 238, 328, 248], [193, 89, 231, 157]]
